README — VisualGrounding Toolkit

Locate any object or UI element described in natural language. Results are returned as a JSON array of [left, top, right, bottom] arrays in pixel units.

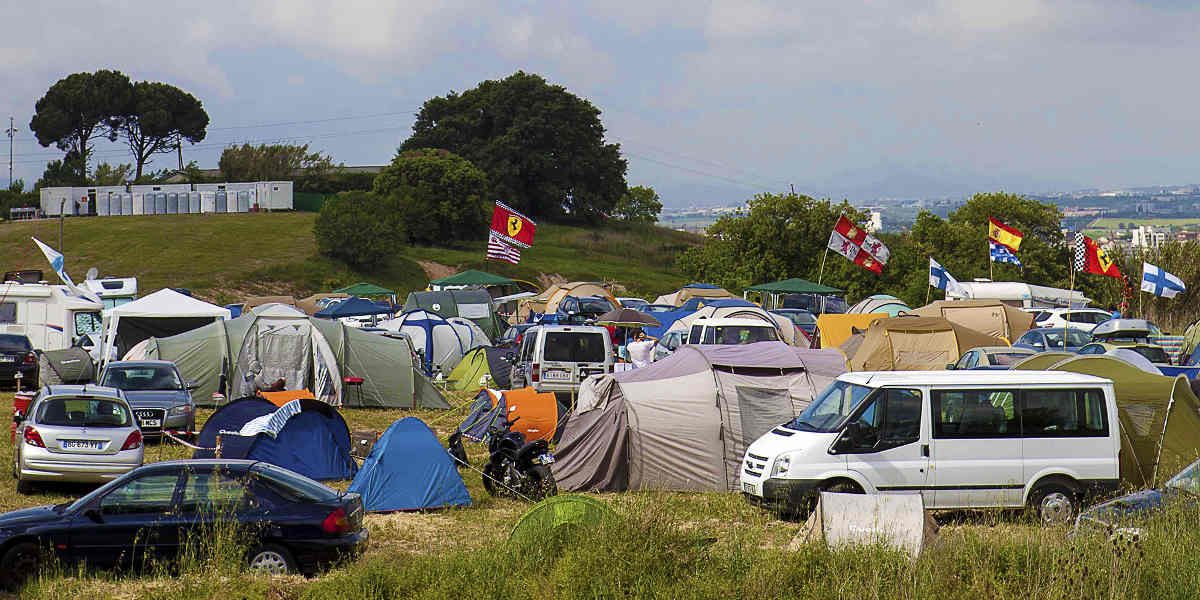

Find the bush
[[313, 191, 405, 270], [372, 148, 489, 247]]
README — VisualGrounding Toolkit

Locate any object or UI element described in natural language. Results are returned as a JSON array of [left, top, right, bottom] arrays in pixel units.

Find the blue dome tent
[[379, 309, 472, 377], [347, 417, 471, 512]]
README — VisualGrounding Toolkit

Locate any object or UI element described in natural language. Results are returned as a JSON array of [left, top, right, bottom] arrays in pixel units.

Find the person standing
[[627, 331, 656, 368]]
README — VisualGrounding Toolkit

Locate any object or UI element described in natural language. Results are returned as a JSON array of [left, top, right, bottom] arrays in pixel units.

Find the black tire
[[0, 541, 40, 591], [527, 465, 557, 501], [15, 477, 33, 495], [481, 462, 503, 497], [823, 480, 863, 494], [246, 543, 297, 575], [1028, 481, 1078, 525]]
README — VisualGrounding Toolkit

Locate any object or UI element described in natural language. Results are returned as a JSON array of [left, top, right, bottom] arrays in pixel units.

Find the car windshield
[[701, 325, 779, 344], [785, 381, 874, 432], [1043, 329, 1091, 347], [0, 334, 31, 351], [1164, 459, 1200, 496], [38, 396, 132, 427], [987, 352, 1032, 366], [544, 332, 607, 363], [101, 365, 183, 391], [579, 298, 614, 313], [254, 463, 339, 502], [1131, 346, 1169, 363]]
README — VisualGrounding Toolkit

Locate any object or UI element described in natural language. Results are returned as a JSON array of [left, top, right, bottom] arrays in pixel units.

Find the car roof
[[839, 370, 1111, 386], [40, 384, 125, 399], [692, 317, 776, 326], [104, 360, 175, 368], [531, 324, 610, 332], [974, 346, 1035, 353]]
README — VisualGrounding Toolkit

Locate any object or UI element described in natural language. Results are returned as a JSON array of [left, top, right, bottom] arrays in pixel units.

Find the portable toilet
[[96, 193, 111, 216], [236, 190, 250, 212], [188, 192, 201, 214], [166, 193, 179, 214], [215, 191, 228, 213]]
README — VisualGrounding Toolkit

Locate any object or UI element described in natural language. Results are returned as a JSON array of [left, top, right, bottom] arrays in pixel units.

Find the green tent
[[745, 278, 844, 295], [404, 289, 503, 341], [1013, 354, 1200, 487], [448, 347, 493, 392], [430, 270, 515, 288], [333, 282, 396, 301], [144, 303, 448, 409]]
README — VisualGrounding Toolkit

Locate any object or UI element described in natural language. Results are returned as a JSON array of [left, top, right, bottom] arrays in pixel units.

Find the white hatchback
[[1030, 308, 1112, 332], [12, 385, 144, 494]]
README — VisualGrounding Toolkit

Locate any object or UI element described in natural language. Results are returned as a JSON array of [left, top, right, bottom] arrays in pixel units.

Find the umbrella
[[594, 308, 661, 328]]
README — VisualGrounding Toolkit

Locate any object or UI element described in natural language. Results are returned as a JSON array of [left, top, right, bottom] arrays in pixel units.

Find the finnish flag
[[1141, 262, 1186, 298], [929, 258, 967, 297]]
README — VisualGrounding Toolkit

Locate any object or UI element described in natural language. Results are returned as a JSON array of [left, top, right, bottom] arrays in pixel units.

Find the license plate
[[743, 482, 755, 494], [61, 440, 103, 450], [543, 369, 570, 381], [536, 453, 555, 465], [0, 356, 15, 363], [139, 418, 161, 428]]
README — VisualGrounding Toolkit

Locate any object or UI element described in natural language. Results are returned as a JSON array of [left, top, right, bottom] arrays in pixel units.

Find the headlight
[[771, 455, 791, 477], [169, 404, 193, 416]]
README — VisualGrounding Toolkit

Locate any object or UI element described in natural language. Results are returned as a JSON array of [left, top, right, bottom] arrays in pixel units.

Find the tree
[[372, 149, 489, 246], [401, 71, 627, 222], [91, 162, 133, 186], [219, 143, 336, 181], [613, 185, 662, 224], [35, 151, 87, 188], [29, 70, 134, 182], [313, 191, 405, 270], [114, 81, 209, 180]]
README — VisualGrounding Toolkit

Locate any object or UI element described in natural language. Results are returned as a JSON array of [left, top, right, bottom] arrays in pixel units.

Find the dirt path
[[416, 260, 458, 280]]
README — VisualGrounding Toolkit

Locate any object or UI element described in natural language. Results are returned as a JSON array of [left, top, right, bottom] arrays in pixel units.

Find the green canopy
[[333, 282, 395, 297], [745, 278, 843, 295], [430, 270, 515, 287]]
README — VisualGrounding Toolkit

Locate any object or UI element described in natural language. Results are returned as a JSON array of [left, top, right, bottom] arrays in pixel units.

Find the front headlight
[[169, 404, 193, 416], [771, 455, 791, 477]]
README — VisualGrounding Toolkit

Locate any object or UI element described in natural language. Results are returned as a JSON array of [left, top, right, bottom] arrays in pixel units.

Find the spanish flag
[[988, 218, 1023, 252]]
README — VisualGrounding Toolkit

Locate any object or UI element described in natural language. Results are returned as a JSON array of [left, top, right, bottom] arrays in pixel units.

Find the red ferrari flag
[[1074, 232, 1122, 279], [490, 202, 536, 248]]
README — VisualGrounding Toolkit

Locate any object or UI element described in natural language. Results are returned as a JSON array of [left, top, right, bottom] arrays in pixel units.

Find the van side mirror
[[185, 380, 198, 391], [946, 363, 956, 370]]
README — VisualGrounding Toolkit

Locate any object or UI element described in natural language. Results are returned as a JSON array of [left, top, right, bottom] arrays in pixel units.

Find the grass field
[[4, 389, 1199, 598], [1089, 217, 1200, 229], [0, 214, 700, 305]]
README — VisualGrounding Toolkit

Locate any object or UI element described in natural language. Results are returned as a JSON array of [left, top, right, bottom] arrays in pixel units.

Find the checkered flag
[[1073, 232, 1085, 273]]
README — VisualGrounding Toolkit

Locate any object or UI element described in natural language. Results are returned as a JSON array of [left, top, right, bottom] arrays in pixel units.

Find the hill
[[0, 213, 700, 303]]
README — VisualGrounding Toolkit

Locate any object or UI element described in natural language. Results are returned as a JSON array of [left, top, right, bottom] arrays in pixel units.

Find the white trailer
[[80, 277, 138, 309], [946, 281, 1091, 309], [0, 282, 104, 352]]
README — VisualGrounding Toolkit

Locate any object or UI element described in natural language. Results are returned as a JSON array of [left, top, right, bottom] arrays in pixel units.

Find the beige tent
[[1012, 354, 1200, 487], [518, 282, 617, 320], [554, 343, 847, 492], [668, 304, 808, 347], [242, 295, 298, 310], [653, 285, 736, 307], [905, 299, 1033, 342], [842, 316, 1007, 371]]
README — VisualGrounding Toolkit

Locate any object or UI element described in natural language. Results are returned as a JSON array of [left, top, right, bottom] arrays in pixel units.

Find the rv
[[0, 282, 104, 352], [81, 277, 138, 309]]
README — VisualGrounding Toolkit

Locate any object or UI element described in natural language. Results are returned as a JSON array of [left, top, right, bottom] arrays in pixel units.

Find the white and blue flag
[[1141, 262, 1186, 298], [31, 237, 99, 302], [988, 241, 1022, 267], [929, 258, 967, 297]]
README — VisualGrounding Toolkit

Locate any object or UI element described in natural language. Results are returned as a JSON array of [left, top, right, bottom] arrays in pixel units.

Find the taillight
[[322, 507, 350, 534], [120, 430, 142, 451], [23, 426, 44, 448], [608, 364, 614, 373], [531, 364, 540, 382], [23, 352, 36, 365]]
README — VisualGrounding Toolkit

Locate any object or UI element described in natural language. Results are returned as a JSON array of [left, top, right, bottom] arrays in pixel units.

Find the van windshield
[[785, 381, 874, 432], [701, 326, 779, 345], [544, 332, 607, 363]]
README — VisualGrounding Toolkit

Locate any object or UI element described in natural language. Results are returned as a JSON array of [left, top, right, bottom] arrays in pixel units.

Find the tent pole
[[817, 247, 830, 286]]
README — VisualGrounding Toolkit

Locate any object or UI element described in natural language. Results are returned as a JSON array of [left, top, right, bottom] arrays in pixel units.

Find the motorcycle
[[480, 417, 557, 501]]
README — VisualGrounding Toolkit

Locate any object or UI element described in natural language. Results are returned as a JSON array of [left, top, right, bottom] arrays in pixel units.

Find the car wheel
[[0, 541, 39, 591], [247, 544, 296, 575], [822, 480, 863, 494], [1029, 481, 1078, 525]]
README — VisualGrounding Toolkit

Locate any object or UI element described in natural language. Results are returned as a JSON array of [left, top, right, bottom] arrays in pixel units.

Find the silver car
[[12, 385, 144, 494], [98, 360, 197, 436]]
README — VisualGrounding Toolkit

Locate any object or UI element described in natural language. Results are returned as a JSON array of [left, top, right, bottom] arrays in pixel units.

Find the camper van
[[740, 370, 1121, 524], [510, 324, 614, 393], [0, 282, 104, 352], [81, 277, 138, 309], [688, 317, 780, 345]]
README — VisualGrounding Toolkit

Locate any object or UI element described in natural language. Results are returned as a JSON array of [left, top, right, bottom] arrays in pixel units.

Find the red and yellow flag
[[988, 218, 1023, 252]]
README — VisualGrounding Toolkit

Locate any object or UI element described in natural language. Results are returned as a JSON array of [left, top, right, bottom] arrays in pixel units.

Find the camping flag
[[929, 258, 967, 297], [987, 218, 1024, 252], [989, 241, 1022, 267], [833, 215, 889, 265], [490, 202, 536, 248], [1141, 262, 1186, 298], [31, 237, 98, 302], [486, 231, 522, 265], [1074, 233, 1122, 278], [827, 230, 882, 274]]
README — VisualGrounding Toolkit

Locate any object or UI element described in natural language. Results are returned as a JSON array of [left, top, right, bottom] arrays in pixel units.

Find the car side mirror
[[84, 508, 104, 523], [946, 363, 956, 370], [1033, 342, 1044, 349], [185, 380, 198, 391]]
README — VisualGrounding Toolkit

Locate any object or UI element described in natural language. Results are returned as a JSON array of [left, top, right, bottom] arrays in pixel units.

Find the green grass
[[0, 214, 699, 304], [1090, 217, 1200, 229]]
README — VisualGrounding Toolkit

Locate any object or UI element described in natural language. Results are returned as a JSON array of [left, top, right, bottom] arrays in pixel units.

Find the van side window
[[933, 390, 1016, 438], [841, 388, 921, 453], [1020, 389, 1107, 437], [0, 302, 15, 323]]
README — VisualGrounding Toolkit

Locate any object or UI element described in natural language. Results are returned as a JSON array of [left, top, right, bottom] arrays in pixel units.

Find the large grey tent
[[403, 289, 502, 342], [143, 303, 447, 409], [553, 342, 847, 493]]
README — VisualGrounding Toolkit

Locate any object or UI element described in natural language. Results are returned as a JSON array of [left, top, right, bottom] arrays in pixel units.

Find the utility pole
[[4, 117, 15, 190]]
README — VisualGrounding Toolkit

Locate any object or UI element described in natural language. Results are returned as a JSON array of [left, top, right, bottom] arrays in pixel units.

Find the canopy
[[905, 299, 1034, 341], [333, 282, 395, 298], [314, 296, 393, 318], [745, 278, 843, 295], [347, 417, 471, 511], [430, 270, 516, 288], [102, 288, 230, 365], [841, 316, 1007, 371]]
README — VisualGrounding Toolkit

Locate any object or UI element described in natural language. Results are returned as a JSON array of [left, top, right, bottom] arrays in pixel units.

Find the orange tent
[[478, 388, 560, 443], [257, 389, 317, 407]]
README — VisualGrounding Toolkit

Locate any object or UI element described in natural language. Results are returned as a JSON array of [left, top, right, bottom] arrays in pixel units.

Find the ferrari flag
[[490, 202, 536, 248], [987, 218, 1024, 252], [1074, 232, 1122, 279]]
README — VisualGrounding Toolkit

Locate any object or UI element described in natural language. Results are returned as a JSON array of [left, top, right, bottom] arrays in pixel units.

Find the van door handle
[[921, 444, 929, 457]]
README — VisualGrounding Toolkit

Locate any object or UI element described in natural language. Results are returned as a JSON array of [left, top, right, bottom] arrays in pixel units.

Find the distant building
[[866, 211, 883, 233], [1131, 225, 1167, 248]]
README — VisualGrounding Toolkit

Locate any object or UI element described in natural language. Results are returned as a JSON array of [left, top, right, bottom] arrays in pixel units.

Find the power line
[[206, 110, 418, 131]]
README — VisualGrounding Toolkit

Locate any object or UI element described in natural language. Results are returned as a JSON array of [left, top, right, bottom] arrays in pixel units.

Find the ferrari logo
[[507, 216, 523, 237], [1097, 247, 1114, 273]]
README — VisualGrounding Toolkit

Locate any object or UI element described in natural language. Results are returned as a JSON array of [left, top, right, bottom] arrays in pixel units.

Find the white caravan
[[0, 282, 104, 352], [81, 277, 138, 309], [740, 370, 1121, 524]]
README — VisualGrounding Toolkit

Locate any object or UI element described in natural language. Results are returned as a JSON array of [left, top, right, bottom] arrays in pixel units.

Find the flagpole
[[1066, 253, 1076, 347], [817, 247, 830, 286], [988, 240, 994, 281]]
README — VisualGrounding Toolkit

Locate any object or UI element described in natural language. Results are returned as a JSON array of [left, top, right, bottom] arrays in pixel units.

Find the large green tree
[[219, 143, 336, 181], [29, 70, 134, 182], [613, 185, 663, 224], [400, 71, 627, 222], [115, 81, 209, 180], [373, 149, 489, 247]]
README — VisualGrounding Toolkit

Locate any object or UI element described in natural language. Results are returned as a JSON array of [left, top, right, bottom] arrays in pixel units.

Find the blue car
[[1012, 327, 1092, 353], [0, 459, 368, 590], [1074, 457, 1200, 536]]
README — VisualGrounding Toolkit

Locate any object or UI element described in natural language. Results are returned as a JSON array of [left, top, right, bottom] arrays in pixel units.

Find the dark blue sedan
[[1074, 457, 1200, 536], [0, 459, 368, 590]]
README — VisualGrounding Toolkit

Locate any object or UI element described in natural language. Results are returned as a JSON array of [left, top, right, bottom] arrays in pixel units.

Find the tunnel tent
[[553, 343, 848, 493], [847, 295, 910, 317], [653, 283, 737, 307], [101, 288, 231, 366], [815, 313, 889, 349], [404, 289, 503, 341], [1009, 351, 1077, 371], [347, 417, 471, 512], [904, 299, 1033, 341], [841, 316, 1006, 371], [193, 396, 357, 481], [667, 304, 806, 347]]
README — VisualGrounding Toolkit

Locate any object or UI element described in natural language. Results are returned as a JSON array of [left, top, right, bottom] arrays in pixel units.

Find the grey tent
[[403, 289, 502, 342], [553, 342, 847, 493], [143, 303, 447, 409]]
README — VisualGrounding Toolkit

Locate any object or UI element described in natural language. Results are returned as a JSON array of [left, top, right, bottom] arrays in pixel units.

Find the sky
[[5, 1, 1200, 207]]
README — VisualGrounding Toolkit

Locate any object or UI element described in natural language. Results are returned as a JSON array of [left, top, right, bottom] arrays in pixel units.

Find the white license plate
[[140, 418, 161, 428], [743, 482, 755, 494], [543, 369, 570, 381], [536, 453, 555, 465], [0, 356, 15, 363], [61, 440, 103, 450]]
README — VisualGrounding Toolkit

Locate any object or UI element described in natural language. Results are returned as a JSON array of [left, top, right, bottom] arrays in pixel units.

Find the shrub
[[313, 191, 405, 270], [372, 148, 489, 247]]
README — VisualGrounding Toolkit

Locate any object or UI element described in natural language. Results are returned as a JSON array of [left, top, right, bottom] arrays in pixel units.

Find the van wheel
[[1028, 481, 1078, 525], [823, 480, 863, 494]]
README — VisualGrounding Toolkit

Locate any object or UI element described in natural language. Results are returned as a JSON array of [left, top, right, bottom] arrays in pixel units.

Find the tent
[[519, 282, 618, 321], [847, 295, 910, 317], [404, 289, 503, 341], [815, 313, 889, 349], [904, 299, 1034, 342], [145, 303, 448, 409], [313, 296, 393, 319], [653, 283, 736, 307], [193, 397, 358, 481], [429, 270, 516, 289], [347, 417, 471, 512], [101, 288, 230, 366], [666, 304, 807, 347], [1012, 354, 1200, 487], [379, 309, 477, 377], [457, 387, 561, 443], [333, 282, 396, 304], [744, 278, 843, 309], [841, 316, 1007, 371], [448, 346, 515, 391], [553, 343, 848, 492], [297, 293, 349, 316], [447, 317, 492, 349]]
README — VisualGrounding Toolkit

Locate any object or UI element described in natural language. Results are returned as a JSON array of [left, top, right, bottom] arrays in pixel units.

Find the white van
[[740, 370, 1121, 524], [510, 324, 613, 393], [0, 282, 104, 352], [688, 317, 780, 345]]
